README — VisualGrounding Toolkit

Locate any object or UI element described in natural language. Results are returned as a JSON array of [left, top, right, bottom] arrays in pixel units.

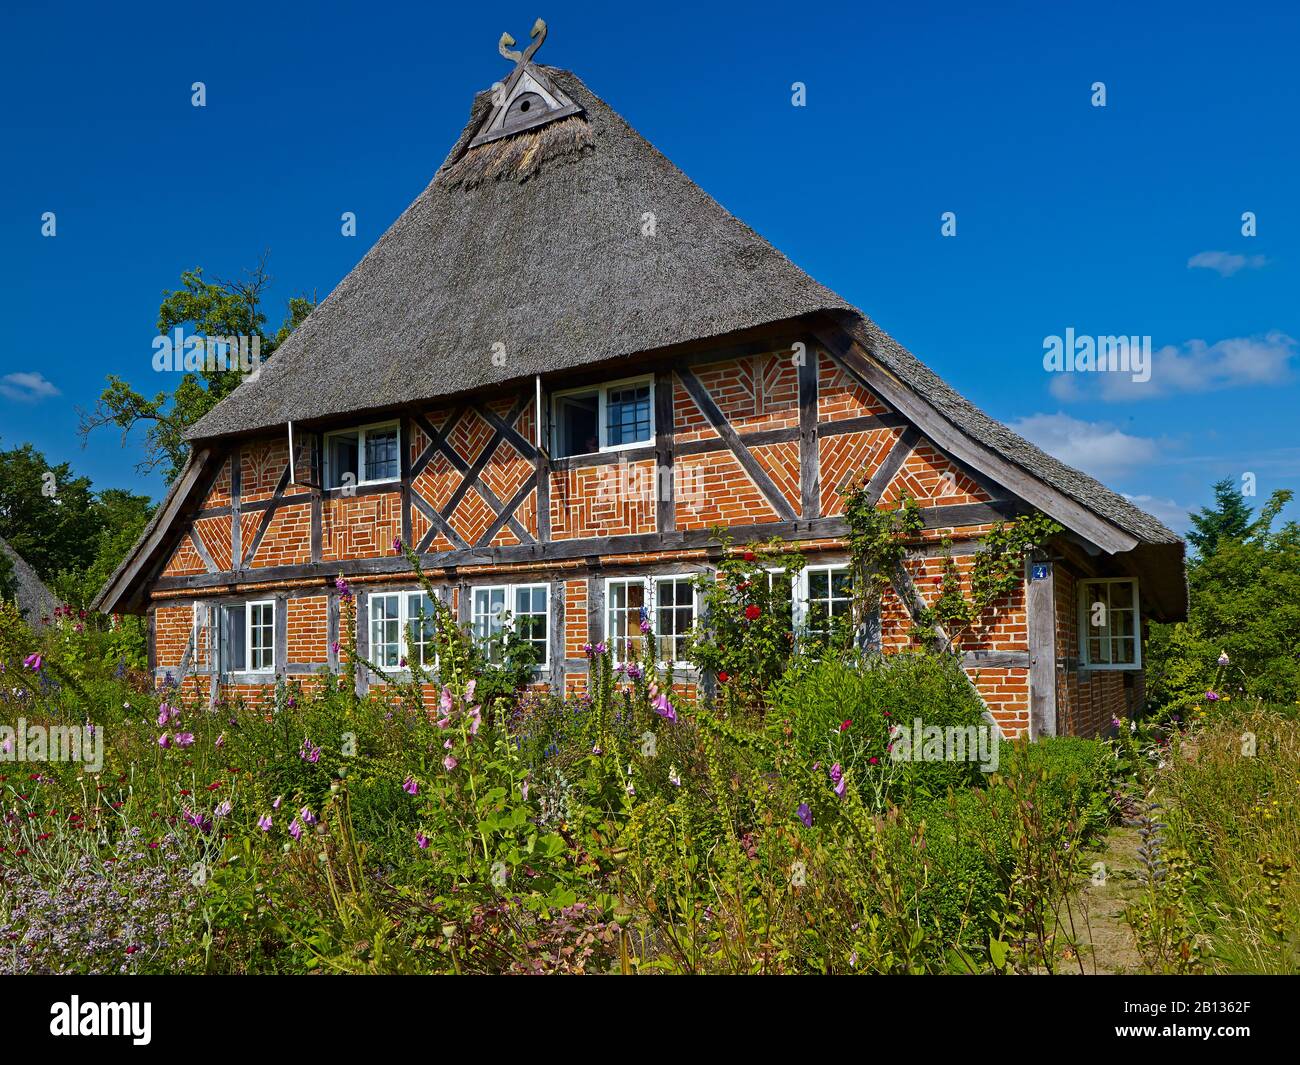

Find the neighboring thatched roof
[[187, 66, 852, 443], [0, 536, 60, 623]]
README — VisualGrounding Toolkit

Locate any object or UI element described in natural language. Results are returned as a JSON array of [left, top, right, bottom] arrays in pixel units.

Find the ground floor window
[[1078, 578, 1140, 668], [370, 591, 437, 668], [215, 599, 275, 674], [606, 576, 698, 667], [471, 584, 549, 667], [796, 564, 853, 645]]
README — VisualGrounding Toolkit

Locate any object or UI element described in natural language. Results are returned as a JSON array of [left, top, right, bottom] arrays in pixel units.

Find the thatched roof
[[187, 66, 851, 442], [108, 55, 1183, 621], [0, 536, 60, 623]]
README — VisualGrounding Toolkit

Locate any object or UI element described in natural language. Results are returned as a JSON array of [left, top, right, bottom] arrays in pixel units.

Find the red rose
[[743, 551, 756, 562], [719, 671, 731, 683], [744, 604, 761, 621], [840, 719, 852, 732]]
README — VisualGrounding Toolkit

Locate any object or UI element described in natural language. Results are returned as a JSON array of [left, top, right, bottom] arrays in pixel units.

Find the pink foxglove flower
[[257, 814, 273, 832], [443, 754, 458, 771], [403, 775, 419, 796]]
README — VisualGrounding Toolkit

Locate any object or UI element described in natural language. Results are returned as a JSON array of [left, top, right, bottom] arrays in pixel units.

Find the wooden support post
[[1026, 554, 1058, 739], [655, 368, 675, 532], [798, 346, 819, 520]]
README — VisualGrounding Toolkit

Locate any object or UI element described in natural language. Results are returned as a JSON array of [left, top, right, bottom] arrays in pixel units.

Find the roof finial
[[498, 18, 547, 66]]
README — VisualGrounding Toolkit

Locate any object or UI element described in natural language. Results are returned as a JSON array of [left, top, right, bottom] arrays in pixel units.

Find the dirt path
[[1062, 825, 1147, 974]]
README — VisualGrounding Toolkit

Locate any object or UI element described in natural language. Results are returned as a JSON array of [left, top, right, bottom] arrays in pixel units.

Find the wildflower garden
[[0, 479, 1297, 975]]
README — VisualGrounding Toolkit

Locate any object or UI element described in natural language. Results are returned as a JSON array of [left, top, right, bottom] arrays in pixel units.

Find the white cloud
[[1008, 412, 1160, 477], [1187, 250, 1269, 277], [1098, 331, 1296, 401], [1122, 494, 1193, 533], [0, 371, 61, 403]]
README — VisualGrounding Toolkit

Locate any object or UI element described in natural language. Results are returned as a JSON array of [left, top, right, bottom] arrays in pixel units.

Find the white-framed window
[[1078, 578, 1141, 669], [605, 576, 698, 667], [471, 584, 549, 667], [795, 565, 853, 643], [247, 600, 275, 673], [654, 577, 697, 666], [551, 376, 654, 458], [324, 420, 400, 488], [370, 591, 438, 669]]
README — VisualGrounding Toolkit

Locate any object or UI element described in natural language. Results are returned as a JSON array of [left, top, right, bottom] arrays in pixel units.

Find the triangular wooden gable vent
[[469, 19, 583, 147]]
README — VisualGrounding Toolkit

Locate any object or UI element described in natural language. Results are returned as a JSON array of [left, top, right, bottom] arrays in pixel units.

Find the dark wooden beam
[[798, 348, 820, 519], [1026, 553, 1058, 738], [150, 501, 1024, 594], [188, 528, 218, 575], [864, 425, 921, 504], [654, 368, 675, 533], [475, 472, 539, 548]]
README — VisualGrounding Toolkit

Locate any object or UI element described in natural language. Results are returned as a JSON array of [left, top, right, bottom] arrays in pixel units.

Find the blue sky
[[2, 0, 1297, 532]]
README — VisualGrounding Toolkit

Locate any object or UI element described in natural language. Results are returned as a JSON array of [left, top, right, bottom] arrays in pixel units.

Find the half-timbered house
[[95, 25, 1186, 739]]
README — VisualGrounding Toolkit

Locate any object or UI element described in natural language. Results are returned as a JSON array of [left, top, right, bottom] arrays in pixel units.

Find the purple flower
[[22, 653, 42, 672], [834, 777, 847, 799], [1111, 717, 1122, 730], [595, 642, 607, 655], [652, 693, 677, 723], [403, 775, 419, 796], [214, 800, 232, 818], [392, 536, 403, 554], [215, 732, 226, 749], [300, 806, 318, 826], [443, 754, 458, 771], [157, 733, 170, 748], [257, 814, 273, 832], [272, 795, 282, 810], [439, 686, 453, 714], [1205, 690, 1220, 702], [331, 641, 341, 655], [796, 803, 812, 828], [417, 832, 429, 849], [465, 679, 477, 701], [520, 781, 529, 801], [469, 707, 482, 735], [335, 575, 353, 599], [174, 732, 195, 748], [288, 818, 302, 840], [1218, 651, 1230, 667], [829, 763, 843, 784], [156, 703, 179, 727]]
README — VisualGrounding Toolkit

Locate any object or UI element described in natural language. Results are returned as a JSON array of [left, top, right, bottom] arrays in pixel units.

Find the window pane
[[371, 594, 401, 667], [328, 433, 359, 489], [512, 586, 548, 666], [606, 384, 651, 446], [654, 578, 694, 663], [364, 428, 398, 481], [608, 580, 646, 662], [1113, 638, 1136, 665], [1110, 581, 1134, 609], [250, 602, 274, 671], [555, 392, 599, 457], [406, 593, 436, 666], [221, 603, 247, 672]]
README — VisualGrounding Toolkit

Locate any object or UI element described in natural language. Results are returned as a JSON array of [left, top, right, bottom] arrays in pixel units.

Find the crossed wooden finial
[[498, 18, 547, 66]]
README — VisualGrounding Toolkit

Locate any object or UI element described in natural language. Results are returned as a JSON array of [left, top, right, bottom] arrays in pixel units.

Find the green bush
[[768, 651, 990, 809]]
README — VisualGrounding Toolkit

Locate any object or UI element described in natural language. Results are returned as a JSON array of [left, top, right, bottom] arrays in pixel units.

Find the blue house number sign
[[1030, 563, 1050, 581]]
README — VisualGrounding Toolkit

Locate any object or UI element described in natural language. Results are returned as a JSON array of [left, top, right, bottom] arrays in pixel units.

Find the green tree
[[50, 488, 155, 608], [1185, 477, 1253, 559], [1147, 484, 1299, 709], [78, 254, 314, 481], [0, 442, 103, 582]]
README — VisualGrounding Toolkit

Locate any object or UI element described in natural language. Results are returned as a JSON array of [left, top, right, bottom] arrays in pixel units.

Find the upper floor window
[[1078, 578, 1141, 669], [552, 377, 654, 458], [324, 421, 400, 488]]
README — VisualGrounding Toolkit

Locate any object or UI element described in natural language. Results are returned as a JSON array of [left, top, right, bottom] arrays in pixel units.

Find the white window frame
[[551, 375, 655, 457], [1077, 577, 1142, 670], [604, 576, 698, 669], [246, 599, 275, 674], [652, 576, 698, 669], [324, 419, 401, 488], [370, 590, 439, 670], [794, 564, 854, 642], [470, 583, 550, 669]]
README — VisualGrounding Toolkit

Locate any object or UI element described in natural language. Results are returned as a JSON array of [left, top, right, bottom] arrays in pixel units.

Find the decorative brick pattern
[[565, 579, 587, 658], [448, 486, 496, 545], [674, 451, 780, 530], [750, 441, 802, 514], [321, 494, 401, 562], [818, 428, 902, 516], [249, 503, 312, 569], [161, 537, 205, 577], [287, 596, 327, 663], [880, 443, 991, 507], [194, 516, 233, 573], [551, 462, 657, 541], [818, 352, 887, 420]]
